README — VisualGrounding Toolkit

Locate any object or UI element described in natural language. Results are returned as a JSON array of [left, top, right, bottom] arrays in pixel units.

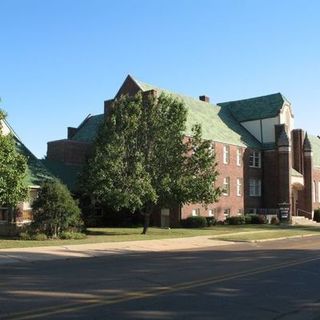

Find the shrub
[[31, 180, 83, 238], [270, 216, 280, 225], [33, 233, 48, 241], [244, 214, 253, 224], [206, 216, 216, 227], [251, 214, 267, 224], [314, 209, 320, 222], [20, 232, 47, 241], [60, 231, 86, 240], [181, 216, 207, 228], [226, 215, 245, 225], [20, 232, 31, 240]]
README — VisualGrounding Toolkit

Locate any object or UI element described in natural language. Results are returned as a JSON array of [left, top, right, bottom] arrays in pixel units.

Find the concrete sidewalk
[[0, 236, 233, 266]]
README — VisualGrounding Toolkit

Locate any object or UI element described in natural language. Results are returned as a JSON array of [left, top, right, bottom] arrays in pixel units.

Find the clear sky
[[1, 0, 320, 158]]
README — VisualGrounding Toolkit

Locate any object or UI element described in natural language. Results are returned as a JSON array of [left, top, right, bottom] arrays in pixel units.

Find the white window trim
[[223, 145, 230, 164], [237, 148, 242, 166], [236, 178, 242, 197], [222, 177, 230, 196], [249, 151, 261, 168]]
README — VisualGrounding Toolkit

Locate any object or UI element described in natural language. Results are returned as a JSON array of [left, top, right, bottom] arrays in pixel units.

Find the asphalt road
[[1, 236, 320, 320]]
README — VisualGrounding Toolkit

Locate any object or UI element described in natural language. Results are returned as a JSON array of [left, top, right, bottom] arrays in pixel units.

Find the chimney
[[199, 95, 210, 103]]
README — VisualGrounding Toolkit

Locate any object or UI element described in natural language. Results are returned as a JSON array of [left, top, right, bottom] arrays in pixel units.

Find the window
[[313, 181, 316, 203], [249, 178, 261, 197], [192, 208, 200, 216], [208, 208, 216, 217], [223, 177, 230, 196], [249, 151, 261, 168], [318, 181, 320, 203], [223, 145, 230, 164], [236, 178, 242, 197], [237, 209, 243, 215], [237, 148, 242, 166], [224, 209, 231, 218]]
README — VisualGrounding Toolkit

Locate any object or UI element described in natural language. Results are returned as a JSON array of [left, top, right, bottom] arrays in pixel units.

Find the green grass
[[0, 224, 319, 249]]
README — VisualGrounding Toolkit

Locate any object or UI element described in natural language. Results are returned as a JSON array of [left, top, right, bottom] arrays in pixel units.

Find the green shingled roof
[[70, 76, 262, 148], [14, 138, 53, 187], [72, 114, 104, 142], [218, 93, 286, 122], [133, 78, 261, 148], [42, 160, 81, 191], [309, 135, 320, 168], [3, 119, 54, 187]]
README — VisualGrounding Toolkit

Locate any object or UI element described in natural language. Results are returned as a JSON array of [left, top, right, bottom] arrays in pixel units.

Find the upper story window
[[236, 148, 242, 166], [236, 178, 242, 197], [249, 178, 261, 197], [223, 145, 230, 164], [223, 177, 230, 196], [249, 151, 261, 168]]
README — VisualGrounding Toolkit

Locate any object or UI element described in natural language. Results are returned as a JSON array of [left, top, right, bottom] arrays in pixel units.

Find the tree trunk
[[141, 212, 151, 235]]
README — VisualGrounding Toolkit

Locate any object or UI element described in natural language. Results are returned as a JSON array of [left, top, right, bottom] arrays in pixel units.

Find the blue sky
[[1, 0, 320, 157]]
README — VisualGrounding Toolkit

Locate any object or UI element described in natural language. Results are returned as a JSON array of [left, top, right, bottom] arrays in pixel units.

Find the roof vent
[[199, 95, 210, 103]]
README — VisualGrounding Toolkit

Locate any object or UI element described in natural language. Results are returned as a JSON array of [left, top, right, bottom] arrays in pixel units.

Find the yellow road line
[[6, 254, 320, 320]]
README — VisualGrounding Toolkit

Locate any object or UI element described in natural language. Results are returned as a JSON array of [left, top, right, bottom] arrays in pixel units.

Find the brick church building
[[46, 75, 320, 227]]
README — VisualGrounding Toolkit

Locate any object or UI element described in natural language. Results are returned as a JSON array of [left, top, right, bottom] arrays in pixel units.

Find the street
[[1, 236, 320, 319]]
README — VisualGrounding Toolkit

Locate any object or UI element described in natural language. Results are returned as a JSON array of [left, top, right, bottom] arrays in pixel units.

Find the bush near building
[[30, 180, 83, 238], [181, 216, 207, 228]]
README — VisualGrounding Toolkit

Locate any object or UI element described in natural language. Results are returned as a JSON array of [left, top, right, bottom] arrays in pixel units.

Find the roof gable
[[218, 93, 286, 122]]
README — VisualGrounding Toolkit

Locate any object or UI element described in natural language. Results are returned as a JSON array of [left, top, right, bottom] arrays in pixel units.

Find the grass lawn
[[0, 224, 319, 249]]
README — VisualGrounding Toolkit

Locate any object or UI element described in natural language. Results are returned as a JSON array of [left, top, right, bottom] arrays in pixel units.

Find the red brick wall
[[47, 139, 92, 165], [181, 142, 248, 221], [262, 150, 278, 208]]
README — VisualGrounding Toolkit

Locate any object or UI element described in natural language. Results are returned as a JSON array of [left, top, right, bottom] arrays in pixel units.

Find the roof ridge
[[218, 92, 283, 105], [130, 75, 221, 108]]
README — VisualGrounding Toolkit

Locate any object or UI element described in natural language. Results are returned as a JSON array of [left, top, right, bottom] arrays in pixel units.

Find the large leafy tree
[[0, 109, 28, 212], [82, 92, 222, 233]]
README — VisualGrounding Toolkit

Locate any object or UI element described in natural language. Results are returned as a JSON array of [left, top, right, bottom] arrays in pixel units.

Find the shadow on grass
[[85, 230, 137, 236]]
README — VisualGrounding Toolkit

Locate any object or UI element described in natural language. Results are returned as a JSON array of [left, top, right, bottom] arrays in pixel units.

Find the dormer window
[[249, 151, 261, 168]]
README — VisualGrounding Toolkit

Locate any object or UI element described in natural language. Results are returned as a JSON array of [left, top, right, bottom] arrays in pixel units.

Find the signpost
[[278, 202, 291, 223]]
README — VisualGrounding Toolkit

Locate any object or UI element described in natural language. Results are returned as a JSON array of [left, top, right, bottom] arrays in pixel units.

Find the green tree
[[82, 92, 222, 233], [31, 180, 83, 238], [0, 109, 28, 214]]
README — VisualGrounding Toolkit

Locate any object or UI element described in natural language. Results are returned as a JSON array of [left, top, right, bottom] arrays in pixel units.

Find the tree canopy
[[0, 109, 28, 207], [81, 92, 222, 233]]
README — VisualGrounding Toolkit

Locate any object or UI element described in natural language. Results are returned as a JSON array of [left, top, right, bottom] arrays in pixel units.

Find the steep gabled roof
[[15, 138, 53, 186], [71, 114, 105, 143], [2, 119, 53, 187], [132, 77, 261, 148], [68, 76, 261, 149], [218, 93, 287, 122]]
